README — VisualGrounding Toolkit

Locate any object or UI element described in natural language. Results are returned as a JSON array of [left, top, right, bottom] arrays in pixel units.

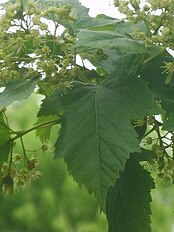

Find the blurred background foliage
[[0, 94, 174, 232]]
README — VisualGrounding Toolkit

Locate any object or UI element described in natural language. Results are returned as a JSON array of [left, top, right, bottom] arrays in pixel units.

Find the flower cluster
[[139, 116, 174, 184], [1, 154, 42, 196], [0, 0, 78, 94], [114, 0, 174, 82]]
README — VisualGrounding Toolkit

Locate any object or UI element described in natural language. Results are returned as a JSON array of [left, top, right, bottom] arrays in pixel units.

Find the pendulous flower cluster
[[1, 154, 42, 196]]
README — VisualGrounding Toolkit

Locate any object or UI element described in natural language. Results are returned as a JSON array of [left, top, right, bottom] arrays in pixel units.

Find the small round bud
[[143, 4, 150, 11], [12, 153, 22, 164], [40, 23, 48, 30], [164, 176, 171, 183], [162, 27, 170, 36], [41, 143, 49, 152], [146, 137, 153, 145], [157, 173, 165, 178], [114, 0, 119, 7], [147, 116, 155, 125], [26, 156, 39, 170]]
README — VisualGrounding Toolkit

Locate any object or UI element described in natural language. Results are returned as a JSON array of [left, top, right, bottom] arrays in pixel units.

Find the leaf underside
[[0, 78, 38, 110]]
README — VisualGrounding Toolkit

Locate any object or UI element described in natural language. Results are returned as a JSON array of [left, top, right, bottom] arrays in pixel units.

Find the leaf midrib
[[95, 84, 104, 200], [0, 80, 28, 98], [118, 179, 133, 232]]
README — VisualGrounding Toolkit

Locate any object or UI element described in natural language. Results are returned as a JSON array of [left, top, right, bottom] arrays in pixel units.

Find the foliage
[[0, 95, 107, 232], [106, 156, 154, 232], [0, 0, 174, 231]]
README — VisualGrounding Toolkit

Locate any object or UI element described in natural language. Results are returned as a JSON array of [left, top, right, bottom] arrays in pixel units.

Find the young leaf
[[106, 157, 154, 232], [0, 78, 38, 110], [35, 115, 60, 143], [54, 75, 159, 209]]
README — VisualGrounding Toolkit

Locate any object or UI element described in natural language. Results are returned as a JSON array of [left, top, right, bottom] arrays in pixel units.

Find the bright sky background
[[79, 0, 122, 18]]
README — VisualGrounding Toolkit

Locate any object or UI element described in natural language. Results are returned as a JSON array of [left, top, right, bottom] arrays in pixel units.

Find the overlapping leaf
[[74, 29, 157, 55], [40, 0, 121, 31], [140, 51, 174, 114], [106, 157, 154, 232], [35, 115, 60, 143], [0, 78, 38, 110], [93, 49, 139, 77], [0, 113, 11, 167], [163, 114, 174, 131], [38, 74, 160, 208]]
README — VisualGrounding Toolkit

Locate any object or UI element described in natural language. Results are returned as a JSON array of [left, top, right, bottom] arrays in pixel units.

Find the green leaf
[[39, 0, 89, 31], [87, 16, 121, 31], [35, 115, 60, 143], [163, 114, 174, 131], [114, 20, 150, 35], [61, 0, 91, 29], [0, 78, 38, 110], [38, 93, 64, 117], [0, 113, 11, 167], [74, 29, 157, 55], [53, 74, 159, 209], [88, 17, 149, 33], [140, 51, 174, 114], [106, 157, 154, 232], [0, 113, 10, 146], [93, 49, 139, 77], [0, 142, 11, 169], [132, 149, 155, 162]]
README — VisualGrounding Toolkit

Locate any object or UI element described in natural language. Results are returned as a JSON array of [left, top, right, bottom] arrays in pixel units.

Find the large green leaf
[[0, 78, 38, 110], [48, 74, 159, 208], [106, 157, 154, 232], [74, 29, 157, 55], [86, 14, 121, 31]]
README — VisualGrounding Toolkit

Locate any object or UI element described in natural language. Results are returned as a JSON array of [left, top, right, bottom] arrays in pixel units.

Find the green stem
[[139, 126, 155, 141], [52, 22, 59, 58], [20, 137, 28, 164], [142, 51, 163, 66], [8, 142, 13, 172], [155, 125, 170, 159], [0, 117, 16, 134], [11, 118, 60, 142], [37, 82, 48, 98]]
